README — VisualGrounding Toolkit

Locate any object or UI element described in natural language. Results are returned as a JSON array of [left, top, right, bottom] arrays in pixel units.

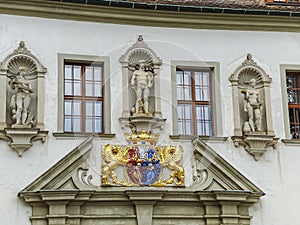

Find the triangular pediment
[[21, 135, 93, 192], [192, 137, 263, 194]]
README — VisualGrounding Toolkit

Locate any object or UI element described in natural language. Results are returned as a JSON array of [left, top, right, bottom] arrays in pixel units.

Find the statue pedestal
[[0, 128, 48, 156], [119, 116, 165, 133], [232, 133, 279, 160]]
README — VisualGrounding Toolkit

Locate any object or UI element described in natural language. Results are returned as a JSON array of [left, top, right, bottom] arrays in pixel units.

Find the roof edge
[[0, 0, 300, 32]]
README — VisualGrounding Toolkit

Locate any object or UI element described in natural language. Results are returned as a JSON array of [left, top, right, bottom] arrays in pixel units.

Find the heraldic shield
[[101, 131, 184, 187]]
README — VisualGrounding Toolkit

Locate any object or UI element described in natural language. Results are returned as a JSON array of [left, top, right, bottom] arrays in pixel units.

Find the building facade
[[0, 0, 299, 224]]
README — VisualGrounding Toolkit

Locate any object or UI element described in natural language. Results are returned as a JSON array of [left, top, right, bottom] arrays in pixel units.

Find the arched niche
[[0, 41, 47, 129], [0, 41, 48, 156], [229, 54, 277, 160], [119, 35, 162, 118]]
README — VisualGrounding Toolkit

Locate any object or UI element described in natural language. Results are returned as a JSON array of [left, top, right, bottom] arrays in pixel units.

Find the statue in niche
[[8, 67, 35, 127], [241, 78, 263, 133], [130, 60, 154, 116]]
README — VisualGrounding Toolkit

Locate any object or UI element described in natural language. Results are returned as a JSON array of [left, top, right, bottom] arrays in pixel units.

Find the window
[[64, 62, 103, 133], [286, 71, 300, 139], [57, 54, 111, 135], [176, 67, 213, 136]]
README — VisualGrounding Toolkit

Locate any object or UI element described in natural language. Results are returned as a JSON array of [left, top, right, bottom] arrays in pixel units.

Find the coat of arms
[[101, 131, 184, 187]]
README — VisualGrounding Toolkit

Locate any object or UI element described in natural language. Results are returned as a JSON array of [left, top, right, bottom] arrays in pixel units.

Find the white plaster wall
[[0, 13, 299, 225]]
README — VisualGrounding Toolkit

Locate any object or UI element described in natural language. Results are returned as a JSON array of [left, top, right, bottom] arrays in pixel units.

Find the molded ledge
[[281, 139, 300, 145], [170, 135, 228, 142], [52, 132, 115, 139]]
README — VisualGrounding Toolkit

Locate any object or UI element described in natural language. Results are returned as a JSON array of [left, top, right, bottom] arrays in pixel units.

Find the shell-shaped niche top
[[2, 41, 47, 79], [229, 53, 271, 86], [7, 56, 38, 80], [119, 35, 162, 66]]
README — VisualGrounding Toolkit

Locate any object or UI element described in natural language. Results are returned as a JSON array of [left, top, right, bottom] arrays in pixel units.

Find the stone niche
[[119, 35, 164, 133], [0, 41, 48, 156], [229, 54, 278, 160]]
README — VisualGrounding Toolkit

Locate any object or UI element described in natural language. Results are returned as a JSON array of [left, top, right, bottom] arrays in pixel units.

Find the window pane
[[178, 120, 184, 134], [73, 101, 81, 116], [64, 116, 72, 132], [64, 65, 72, 79], [184, 87, 192, 100], [86, 101, 93, 116], [95, 118, 102, 133], [73, 117, 81, 132], [184, 104, 192, 119], [185, 120, 193, 135], [95, 101, 102, 116], [64, 100, 72, 115], [74, 65, 82, 80], [177, 87, 184, 100], [86, 82, 93, 96], [94, 82, 102, 97], [202, 72, 210, 85], [64, 81, 72, 95], [202, 87, 210, 101], [74, 81, 82, 96], [94, 67, 102, 81], [178, 105, 184, 119], [176, 71, 183, 84], [86, 117, 93, 132], [194, 72, 201, 85], [86, 66, 93, 80], [184, 71, 191, 85]]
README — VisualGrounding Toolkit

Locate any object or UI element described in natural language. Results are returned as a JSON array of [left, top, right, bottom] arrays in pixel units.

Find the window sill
[[281, 139, 300, 145], [169, 135, 228, 142], [52, 132, 115, 139]]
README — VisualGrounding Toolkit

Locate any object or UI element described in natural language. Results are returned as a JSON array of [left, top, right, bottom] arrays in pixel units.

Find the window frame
[[57, 54, 111, 135], [171, 61, 222, 137], [176, 67, 214, 136], [280, 64, 300, 140], [63, 62, 104, 133]]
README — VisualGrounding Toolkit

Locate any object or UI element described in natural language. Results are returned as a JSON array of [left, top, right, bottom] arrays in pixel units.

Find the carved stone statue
[[130, 60, 154, 116], [241, 78, 263, 132], [9, 67, 35, 127]]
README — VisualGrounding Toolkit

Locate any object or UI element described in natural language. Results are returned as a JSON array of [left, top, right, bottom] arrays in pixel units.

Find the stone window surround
[[170, 60, 223, 137], [55, 53, 112, 137], [280, 64, 300, 143]]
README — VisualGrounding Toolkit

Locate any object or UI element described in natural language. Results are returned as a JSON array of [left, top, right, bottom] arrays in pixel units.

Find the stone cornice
[[0, 0, 300, 32]]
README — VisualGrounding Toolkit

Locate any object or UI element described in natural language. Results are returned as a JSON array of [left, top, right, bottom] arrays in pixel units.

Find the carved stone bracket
[[232, 134, 279, 160], [0, 128, 48, 156]]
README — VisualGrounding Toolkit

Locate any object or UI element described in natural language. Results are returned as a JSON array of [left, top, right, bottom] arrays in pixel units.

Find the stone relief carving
[[229, 54, 278, 160], [0, 41, 48, 156]]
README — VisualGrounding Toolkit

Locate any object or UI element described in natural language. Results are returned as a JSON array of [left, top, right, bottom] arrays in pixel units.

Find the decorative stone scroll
[[229, 54, 278, 160], [0, 41, 48, 156], [101, 131, 184, 187]]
